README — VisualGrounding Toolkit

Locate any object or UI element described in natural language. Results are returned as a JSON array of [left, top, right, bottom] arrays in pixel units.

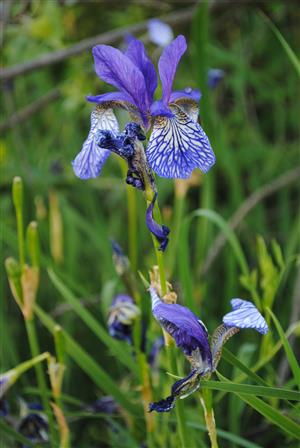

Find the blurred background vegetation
[[1, 0, 299, 447]]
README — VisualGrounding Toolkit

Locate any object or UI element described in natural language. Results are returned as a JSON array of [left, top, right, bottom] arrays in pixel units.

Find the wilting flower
[[208, 68, 225, 89], [146, 193, 170, 251], [148, 288, 268, 412], [107, 294, 140, 344], [73, 34, 215, 181], [147, 19, 174, 47]]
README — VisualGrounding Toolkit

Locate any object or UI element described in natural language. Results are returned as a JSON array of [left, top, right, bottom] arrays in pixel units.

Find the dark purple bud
[[126, 175, 144, 190], [146, 193, 170, 252]]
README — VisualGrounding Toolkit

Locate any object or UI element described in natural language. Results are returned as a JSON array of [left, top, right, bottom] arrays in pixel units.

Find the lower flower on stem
[[148, 288, 268, 412]]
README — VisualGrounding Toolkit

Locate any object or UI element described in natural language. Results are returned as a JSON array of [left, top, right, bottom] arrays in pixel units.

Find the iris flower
[[107, 294, 140, 344], [72, 35, 215, 181], [148, 288, 268, 412]]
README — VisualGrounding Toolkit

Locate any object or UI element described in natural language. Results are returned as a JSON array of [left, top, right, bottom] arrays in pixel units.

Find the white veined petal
[[146, 104, 215, 179], [223, 299, 268, 335], [72, 106, 119, 179]]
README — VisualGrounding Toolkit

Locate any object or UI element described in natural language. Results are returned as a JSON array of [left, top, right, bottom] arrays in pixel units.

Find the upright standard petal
[[72, 106, 119, 179], [146, 104, 215, 179], [92, 45, 148, 119], [223, 299, 269, 335], [125, 37, 158, 106], [158, 35, 187, 105]]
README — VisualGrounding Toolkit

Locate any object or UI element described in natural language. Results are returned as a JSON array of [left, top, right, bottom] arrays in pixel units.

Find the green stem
[[168, 347, 190, 447], [199, 389, 219, 448], [168, 194, 185, 277], [25, 318, 56, 443], [126, 185, 138, 271], [147, 194, 189, 447]]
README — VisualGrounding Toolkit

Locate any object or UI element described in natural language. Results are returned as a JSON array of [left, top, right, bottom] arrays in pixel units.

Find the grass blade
[[218, 373, 300, 440], [222, 347, 268, 386], [0, 419, 35, 447], [260, 11, 300, 77], [34, 304, 139, 417], [202, 380, 300, 401], [179, 209, 249, 311], [267, 307, 300, 390], [181, 420, 263, 448]]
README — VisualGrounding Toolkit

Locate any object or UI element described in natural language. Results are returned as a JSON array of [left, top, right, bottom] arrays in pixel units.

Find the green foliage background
[[1, 1, 299, 447]]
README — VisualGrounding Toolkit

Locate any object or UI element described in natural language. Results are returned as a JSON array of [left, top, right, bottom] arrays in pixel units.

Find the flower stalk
[[147, 195, 189, 447], [199, 389, 219, 448]]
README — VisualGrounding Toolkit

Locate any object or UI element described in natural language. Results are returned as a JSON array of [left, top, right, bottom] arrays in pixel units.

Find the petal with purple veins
[[223, 299, 269, 335], [158, 35, 187, 105], [146, 104, 215, 179], [72, 106, 118, 180]]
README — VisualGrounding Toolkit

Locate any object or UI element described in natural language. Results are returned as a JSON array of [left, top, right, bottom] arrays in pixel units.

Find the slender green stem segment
[[145, 188, 189, 447], [25, 318, 57, 444], [200, 389, 219, 448], [126, 185, 138, 272]]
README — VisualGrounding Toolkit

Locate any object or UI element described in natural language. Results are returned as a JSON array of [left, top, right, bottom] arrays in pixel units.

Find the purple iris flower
[[107, 294, 140, 344], [148, 288, 268, 413], [73, 35, 215, 181], [18, 403, 48, 446], [149, 288, 212, 368]]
